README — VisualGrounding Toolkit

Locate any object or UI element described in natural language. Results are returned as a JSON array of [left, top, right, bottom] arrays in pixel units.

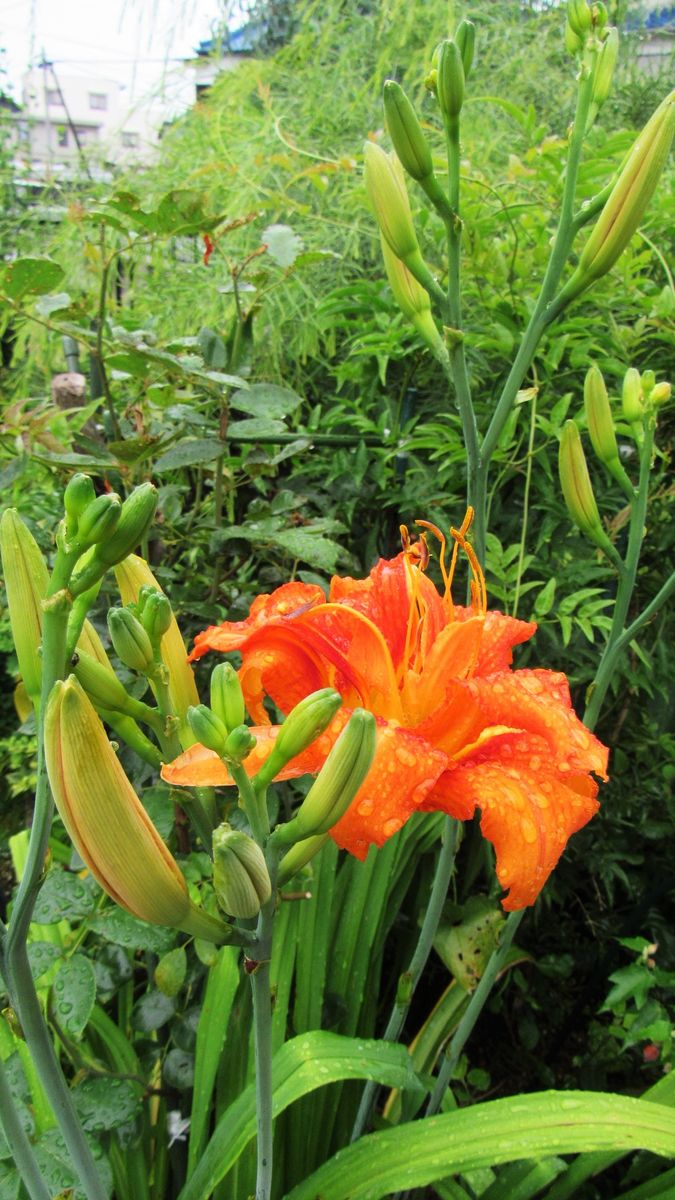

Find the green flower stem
[[0, 1055, 51, 1200], [473, 57, 596, 561], [350, 816, 460, 1142], [150, 666, 216, 843], [443, 116, 480, 510], [231, 764, 270, 845], [250, 899, 275, 1200], [3, 543, 108, 1200], [424, 908, 525, 1118], [584, 421, 655, 731]]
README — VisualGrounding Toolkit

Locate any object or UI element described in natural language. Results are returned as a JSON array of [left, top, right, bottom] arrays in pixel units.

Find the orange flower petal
[[427, 740, 600, 909], [403, 617, 484, 724], [467, 669, 609, 779], [458, 609, 537, 674], [330, 722, 449, 859], [188, 582, 325, 661], [161, 712, 350, 787]]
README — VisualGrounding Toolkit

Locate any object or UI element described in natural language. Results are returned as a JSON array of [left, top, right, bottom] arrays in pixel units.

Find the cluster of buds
[[559, 362, 670, 551], [66, 476, 158, 596], [425, 19, 475, 103], [188, 662, 257, 764], [565, 0, 609, 54]]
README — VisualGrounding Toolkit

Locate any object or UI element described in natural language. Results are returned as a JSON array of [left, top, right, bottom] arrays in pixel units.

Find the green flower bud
[[64, 473, 96, 535], [275, 709, 377, 844], [210, 662, 246, 732], [0, 510, 48, 709], [187, 704, 229, 756], [383, 80, 434, 182], [437, 40, 465, 122], [141, 590, 173, 643], [212, 824, 271, 919], [454, 19, 476, 79], [592, 27, 619, 108], [640, 369, 656, 396], [622, 368, 644, 423], [223, 724, 257, 764], [565, 20, 582, 55], [255, 689, 342, 791], [559, 421, 616, 559], [592, 1, 608, 32], [363, 141, 422, 265], [70, 483, 157, 594], [380, 236, 446, 361], [649, 381, 671, 407], [562, 90, 675, 302], [584, 366, 618, 465], [76, 494, 122, 551], [568, 0, 591, 38], [74, 649, 142, 715], [108, 608, 154, 673]]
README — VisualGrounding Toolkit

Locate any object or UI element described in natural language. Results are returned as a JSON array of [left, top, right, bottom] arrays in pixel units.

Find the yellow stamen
[[416, 520, 450, 599], [450, 511, 487, 616]]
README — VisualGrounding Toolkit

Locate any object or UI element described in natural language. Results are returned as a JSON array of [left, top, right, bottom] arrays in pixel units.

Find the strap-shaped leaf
[[284, 1091, 675, 1200], [177, 1031, 422, 1200]]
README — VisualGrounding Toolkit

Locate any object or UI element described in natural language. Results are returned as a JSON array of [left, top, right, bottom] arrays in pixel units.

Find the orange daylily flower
[[163, 513, 608, 910]]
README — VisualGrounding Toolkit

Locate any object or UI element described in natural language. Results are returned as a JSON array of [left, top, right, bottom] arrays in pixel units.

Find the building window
[[89, 93, 108, 110], [73, 126, 98, 145], [121, 131, 139, 148], [56, 125, 68, 147], [46, 88, 63, 106]]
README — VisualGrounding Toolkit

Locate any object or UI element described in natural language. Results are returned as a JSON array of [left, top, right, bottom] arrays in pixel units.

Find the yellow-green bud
[[64, 473, 96, 535], [383, 80, 434, 183], [141, 590, 173, 643], [45, 677, 232, 942], [114, 555, 200, 746], [454, 20, 476, 79], [622, 368, 644, 423], [70, 483, 157, 594], [592, 27, 619, 108], [640, 369, 656, 396], [568, 0, 591, 37], [255, 689, 342, 791], [584, 366, 618, 465], [212, 824, 271, 919], [565, 20, 582, 55], [436, 40, 465, 121], [649, 381, 671, 407], [275, 709, 377, 844], [563, 90, 675, 301], [224, 724, 258, 764], [380, 236, 446, 361], [75, 494, 122, 550], [108, 608, 154, 673], [559, 421, 608, 548], [363, 141, 423, 267], [210, 662, 245, 732], [0, 510, 48, 709], [592, 1, 608, 31], [74, 649, 143, 716], [187, 704, 229, 755]]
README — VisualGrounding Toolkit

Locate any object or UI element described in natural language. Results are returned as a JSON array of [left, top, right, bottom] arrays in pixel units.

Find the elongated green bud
[[212, 824, 271, 919], [100, 710, 163, 769], [565, 20, 582, 55], [0, 510, 48, 709], [277, 833, 329, 888], [592, 1, 608, 32], [255, 689, 342, 792], [223, 723, 257, 764], [187, 704, 229, 755], [568, 0, 591, 38], [114, 554, 200, 746], [584, 366, 634, 493], [563, 90, 675, 302], [622, 368, 644, 423], [210, 662, 245, 732], [108, 608, 154, 673], [74, 649, 144, 716], [436, 40, 464, 121], [45, 677, 232, 942], [363, 142, 422, 266], [383, 81, 433, 182], [593, 27, 618, 108], [64, 473, 96, 536], [640, 369, 656, 396], [70, 484, 158, 594], [380, 236, 447, 361], [141, 590, 172, 643], [76, 494, 122, 550], [275, 709, 377, 844], [559, 421, 616, 558], [454, 19, 476, 79]]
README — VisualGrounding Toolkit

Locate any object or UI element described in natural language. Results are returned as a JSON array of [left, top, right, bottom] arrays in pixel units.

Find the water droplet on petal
[[395, 746, 416, 767], [383, 817, 403, 837], [357, 798, 374, 816], [520, 818, 537, 844]]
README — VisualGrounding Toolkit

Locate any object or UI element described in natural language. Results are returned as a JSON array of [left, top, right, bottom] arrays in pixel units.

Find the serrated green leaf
[[228, 417, 287, 439], [27, 941, 63, 982], [163, 1048, 195, 1090], [131, 989, 177, 1032], [153, 438, 225, 471], [230, 383, 303, 419]]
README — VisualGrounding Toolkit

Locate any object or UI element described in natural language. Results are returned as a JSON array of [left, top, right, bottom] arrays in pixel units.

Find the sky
[[1, 0, 237, 122]]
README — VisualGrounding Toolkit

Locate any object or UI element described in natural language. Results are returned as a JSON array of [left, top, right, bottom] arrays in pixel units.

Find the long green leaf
[[284, 1092, 675, 1200], [187, 946, 240, 1178], [177, 1031, 421, 1200]]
